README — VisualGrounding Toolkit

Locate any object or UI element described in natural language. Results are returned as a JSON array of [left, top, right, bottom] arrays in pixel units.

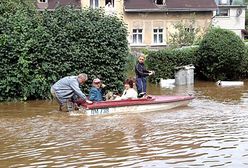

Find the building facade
[[37, 0, 219, 47], [124, 0, 216, 48], [212, 0, 246, 38]]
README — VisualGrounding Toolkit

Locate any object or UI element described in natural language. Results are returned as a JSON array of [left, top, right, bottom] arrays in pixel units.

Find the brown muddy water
[[1, 81, 248, 168]]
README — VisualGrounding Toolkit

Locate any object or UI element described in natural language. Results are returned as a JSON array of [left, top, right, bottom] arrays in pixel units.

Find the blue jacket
[[89, 87, 103, 102], [51, 76, 86, 104]]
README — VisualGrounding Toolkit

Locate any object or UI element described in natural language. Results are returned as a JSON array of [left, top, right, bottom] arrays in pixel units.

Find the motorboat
[[78, 95, 194, 115]]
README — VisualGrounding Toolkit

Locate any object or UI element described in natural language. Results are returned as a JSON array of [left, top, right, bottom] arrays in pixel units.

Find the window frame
[[154, 0, 165, 6], [184, 27, 195, 33], [105, 0, 114, 7], [219, 0, 229, 5], [38, 0, 47, 3], [216, 8, 229, 17], [90, 0, 99, 9], [153, 28, 164, 44], [132, 29, 143, 44]]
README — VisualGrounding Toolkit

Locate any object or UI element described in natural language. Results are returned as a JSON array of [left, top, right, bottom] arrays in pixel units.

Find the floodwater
[[1, 81, 248, 168]]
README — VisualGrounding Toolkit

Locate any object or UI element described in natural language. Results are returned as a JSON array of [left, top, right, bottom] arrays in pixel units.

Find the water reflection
[[0, 81, 248, 167]]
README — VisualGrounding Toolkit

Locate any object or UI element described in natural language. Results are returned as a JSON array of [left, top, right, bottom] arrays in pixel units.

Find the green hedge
[[196, 28, 247, 80], [0, 2, 128, 101], [146, 47, 198, 83], [146, 28, 248, 83]]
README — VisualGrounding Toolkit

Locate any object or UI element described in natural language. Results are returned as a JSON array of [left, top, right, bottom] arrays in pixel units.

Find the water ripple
[[1, 97, 248, 167]]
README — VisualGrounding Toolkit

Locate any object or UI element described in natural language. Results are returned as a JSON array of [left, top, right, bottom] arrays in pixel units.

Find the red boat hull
[[77, 95, 194, 115]]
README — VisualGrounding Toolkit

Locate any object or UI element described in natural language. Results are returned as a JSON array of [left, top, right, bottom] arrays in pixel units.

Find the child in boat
[[89, 78, 106, 102], [115, 79, 138, 100]]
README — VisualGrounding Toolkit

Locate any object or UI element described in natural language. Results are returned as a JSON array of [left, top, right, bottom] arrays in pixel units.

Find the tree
[[0, 4, 129, 101], [168, 14, 201, 48], [196, 28, 247, 81]]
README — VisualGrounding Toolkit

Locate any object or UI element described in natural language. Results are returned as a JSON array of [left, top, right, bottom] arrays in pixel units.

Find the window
[[185, 27, 195, 33], [105, 0, 114, 7], [216, 8, 229, 16], [105, 0, 115, 15], [153, 28, 163, 44], [219, 0, 228, 5], [90, 0, 99, 8], [215, 0, 240, 5], [39, 0, 47, 2], [155, 0, 165, 5], [132, 29, 143, 44]]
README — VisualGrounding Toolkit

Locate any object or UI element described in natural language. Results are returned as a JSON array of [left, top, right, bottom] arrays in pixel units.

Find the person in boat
[[135, 54, 154, 98], [115, 79, 138, 100], [121, 79, 138, 99], [89, 78, 106, 102], [50, 73, 92, 111]]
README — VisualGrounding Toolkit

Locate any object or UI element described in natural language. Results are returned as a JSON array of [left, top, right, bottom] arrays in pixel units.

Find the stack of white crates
[[175, 64, 195, 85]]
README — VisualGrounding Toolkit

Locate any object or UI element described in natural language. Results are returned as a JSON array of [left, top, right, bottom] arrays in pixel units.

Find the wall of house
[[36, 0, 215, 48], [124, 12, 213, 47], [212, 7, 246, 37], [81, 0, 124, 18]]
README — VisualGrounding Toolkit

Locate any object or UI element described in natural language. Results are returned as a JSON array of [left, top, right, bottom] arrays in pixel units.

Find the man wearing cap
[[89, 78, 106, 102], [50, 73, 92, 111]]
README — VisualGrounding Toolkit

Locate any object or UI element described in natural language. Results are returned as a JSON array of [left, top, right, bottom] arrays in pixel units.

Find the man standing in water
[[50, 73, 92, 111], [135, 54, 154, 98]]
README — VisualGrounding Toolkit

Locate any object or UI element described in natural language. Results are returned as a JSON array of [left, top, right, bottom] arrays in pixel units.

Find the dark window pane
[[159, 34, 163, 43], [156, 0, 163, 5], [133, 34, 137, 43], [95, 0, 99, 7], [154, 34, 157, 43], [138, 34, 142, 43], [216, 8, 229, 16]]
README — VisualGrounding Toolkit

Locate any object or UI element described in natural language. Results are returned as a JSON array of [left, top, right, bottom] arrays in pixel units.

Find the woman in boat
[[89, 78, 106, 102], [115, 79, 138, 100]]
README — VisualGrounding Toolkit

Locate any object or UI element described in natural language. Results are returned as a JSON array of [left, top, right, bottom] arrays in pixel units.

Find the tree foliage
[[0, 1, 128, 101], [196, 28, 247, 81], [168, 15, 201, 48]]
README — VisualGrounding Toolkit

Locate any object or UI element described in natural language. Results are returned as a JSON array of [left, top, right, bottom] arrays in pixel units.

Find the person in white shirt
[[105, 2, 115, 15], [119, 79, 138, 99]]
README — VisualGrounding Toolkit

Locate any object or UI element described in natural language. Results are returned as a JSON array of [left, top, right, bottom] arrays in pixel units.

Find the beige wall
[[212, 7, 246, 38], [80, 0, 213, 47], [124, 12, 213, 47]]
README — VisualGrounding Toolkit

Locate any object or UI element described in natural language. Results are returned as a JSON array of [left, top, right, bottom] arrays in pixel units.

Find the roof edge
[[125, 8, 217, 12], [218, 5, 247, 8]]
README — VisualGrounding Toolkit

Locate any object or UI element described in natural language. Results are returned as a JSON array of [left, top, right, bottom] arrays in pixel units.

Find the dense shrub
[[0, 2, 128, 101], [146, 47, 198, 83], [196, 28, 246, 81], [242, 43, 248, 77], [125, 53, 137, 78], [0, 1, 42, 101]]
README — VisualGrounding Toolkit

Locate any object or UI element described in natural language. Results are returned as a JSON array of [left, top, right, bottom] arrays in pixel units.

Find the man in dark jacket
[[135, 54, 154, 97]]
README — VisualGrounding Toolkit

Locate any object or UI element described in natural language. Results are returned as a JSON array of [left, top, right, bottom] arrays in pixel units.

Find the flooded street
[[1, 81, 248, 168]]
